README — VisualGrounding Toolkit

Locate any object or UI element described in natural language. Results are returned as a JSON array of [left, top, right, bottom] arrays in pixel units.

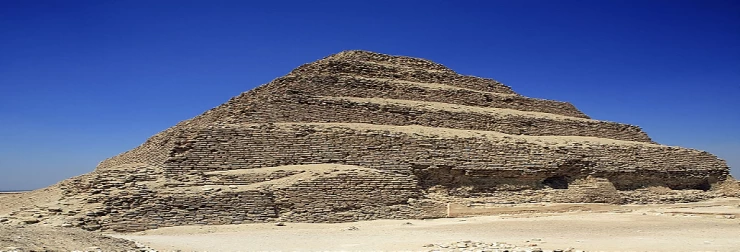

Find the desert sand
[[2, 191, 739, 251], [110, 198, 740, 252], [0, 225, 141, 251]]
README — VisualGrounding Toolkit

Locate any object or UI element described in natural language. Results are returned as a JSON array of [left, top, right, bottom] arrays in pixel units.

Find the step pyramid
[[32, 50, 730, 232]]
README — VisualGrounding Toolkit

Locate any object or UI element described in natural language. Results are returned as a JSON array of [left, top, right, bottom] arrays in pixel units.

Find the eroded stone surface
[[1, 50, 732, 232]]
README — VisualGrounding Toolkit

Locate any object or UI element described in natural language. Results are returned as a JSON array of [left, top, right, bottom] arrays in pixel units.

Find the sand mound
[[0, 225, 143, 251]]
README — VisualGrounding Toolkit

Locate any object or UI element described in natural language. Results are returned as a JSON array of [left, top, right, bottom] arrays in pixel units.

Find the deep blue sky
[[1, 0, 738, 190]]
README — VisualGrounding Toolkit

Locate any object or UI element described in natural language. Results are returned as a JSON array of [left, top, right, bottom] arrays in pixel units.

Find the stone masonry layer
[[324, 50, 454, 72], [96, 70, 592, 171], [296, 74, 588, 118], [40, 50, 731, 233], [61, 164, 443, 232], [161, 123, 727, 191], [200, 74, 590, 121], [292, 74, 588, 118], [216, 93, 651, 142], [297, 51, 516, 95], [96, 128, 182, 171]]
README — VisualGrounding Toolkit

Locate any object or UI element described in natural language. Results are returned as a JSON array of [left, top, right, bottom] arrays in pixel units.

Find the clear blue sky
[[1, 0, 738, 191]]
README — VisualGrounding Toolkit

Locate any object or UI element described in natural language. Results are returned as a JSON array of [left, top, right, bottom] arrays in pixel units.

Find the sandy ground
[[0, 188, 62, 216], [113, 198, 740, 252], [0, 225, 141, 251]]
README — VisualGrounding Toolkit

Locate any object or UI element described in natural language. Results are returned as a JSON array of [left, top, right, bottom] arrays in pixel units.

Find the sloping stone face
[[194, 93, 653, 142], [160, 124, 723, 190], [56, 50, 730, 232]]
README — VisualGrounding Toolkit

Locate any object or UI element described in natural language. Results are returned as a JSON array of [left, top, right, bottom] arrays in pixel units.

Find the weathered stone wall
[[60, 165, 443, 232], [273, 75, 589, 118], [95, 82, 594, 173], [552, 177, 623, 204], [271, 169, 424, 222], [43, 50, 731, 233], [96, 129, 183, 170], [163, 124, 727, 190], [221, 94, 651, 142], [204, 170, 304, 185], [323, 50, 454, 72], [61, 163, 161, 196], [102, 189, 277, 232], [292, 57, 516, 95]]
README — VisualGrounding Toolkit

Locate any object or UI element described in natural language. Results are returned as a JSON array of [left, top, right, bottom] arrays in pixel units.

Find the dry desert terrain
[[108, 198, 740, 252], [2, 191, 740, 251]]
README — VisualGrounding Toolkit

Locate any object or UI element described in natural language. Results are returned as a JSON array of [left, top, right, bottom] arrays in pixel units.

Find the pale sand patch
[[321, 96, 603, 123], [113, 199, 740, 252], [184, 164, 384, 192], [0, 192, 24, 197], [203, 163, 362, 176], [0, 187, 62, 216], [0, 225, 140, 251]]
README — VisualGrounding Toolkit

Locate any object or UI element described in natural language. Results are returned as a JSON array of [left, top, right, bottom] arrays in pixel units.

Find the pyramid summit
[[2, 50, 732, 232]]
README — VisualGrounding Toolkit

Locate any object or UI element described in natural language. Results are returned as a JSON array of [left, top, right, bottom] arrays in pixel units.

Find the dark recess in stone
[[543, 175, 570, 189]]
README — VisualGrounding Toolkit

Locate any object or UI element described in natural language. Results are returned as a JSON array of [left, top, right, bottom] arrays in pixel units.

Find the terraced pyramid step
[[322, 50, 454, 72], [153, 123, 725, 191], [207, 74, 589, 120], [298, 75, 589, 118], [26, 50, 730, 233], [63, 164, 442, 232], [203, 165, 307, 185], [292, 51, 516, 95], [212, 93, 651, 142]]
